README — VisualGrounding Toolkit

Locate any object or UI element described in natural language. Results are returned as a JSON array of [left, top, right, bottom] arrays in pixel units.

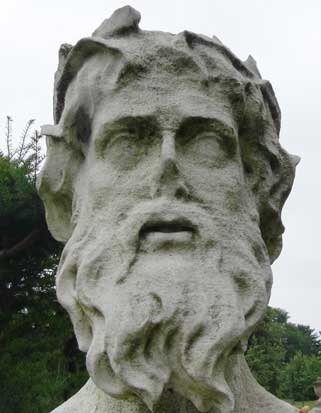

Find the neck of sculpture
[[52, 354, 297, 413]]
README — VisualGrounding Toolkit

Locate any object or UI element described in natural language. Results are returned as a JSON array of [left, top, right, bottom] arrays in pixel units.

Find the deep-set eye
[[109, 132, 137, 147], [183, 131, 232, 168], [104, 132, 140, 166], [99, 130, 160, 171]]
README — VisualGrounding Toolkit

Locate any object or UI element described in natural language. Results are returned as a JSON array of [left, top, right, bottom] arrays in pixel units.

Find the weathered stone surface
[[38, 5, 299, 413]]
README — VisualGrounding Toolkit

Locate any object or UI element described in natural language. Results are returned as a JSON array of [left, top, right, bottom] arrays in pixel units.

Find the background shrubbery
[[0, 118, 320, 412], [0, 119, 87, 412], [246, 307, 321, 401]]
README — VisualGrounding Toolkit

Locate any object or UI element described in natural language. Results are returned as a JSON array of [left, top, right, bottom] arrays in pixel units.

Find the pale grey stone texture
[[38, 5, 299, 413]]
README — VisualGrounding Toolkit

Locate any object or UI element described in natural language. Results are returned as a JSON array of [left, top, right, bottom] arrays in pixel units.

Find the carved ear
[[37, 131, 83, 243]]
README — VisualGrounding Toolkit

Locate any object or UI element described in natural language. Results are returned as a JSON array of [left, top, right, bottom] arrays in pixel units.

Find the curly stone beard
[[56, 200, 272, 413]]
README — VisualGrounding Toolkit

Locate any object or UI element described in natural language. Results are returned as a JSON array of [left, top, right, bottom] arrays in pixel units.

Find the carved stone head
[[38, 6, 298, 413]]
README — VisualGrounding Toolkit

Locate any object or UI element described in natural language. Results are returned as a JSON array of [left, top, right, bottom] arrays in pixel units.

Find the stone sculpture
[[38, 5, 299, 413]]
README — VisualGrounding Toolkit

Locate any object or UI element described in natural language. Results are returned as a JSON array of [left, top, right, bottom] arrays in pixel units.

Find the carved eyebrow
[[98, 115, 159, 136], [95, 115, 160, 153], [176, 116, 236, 139], [176, 116, 238, 156]]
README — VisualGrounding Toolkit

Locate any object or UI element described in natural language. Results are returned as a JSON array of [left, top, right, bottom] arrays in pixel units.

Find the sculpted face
[[38, 7, 297, 413], [54, 63, 270, 412]]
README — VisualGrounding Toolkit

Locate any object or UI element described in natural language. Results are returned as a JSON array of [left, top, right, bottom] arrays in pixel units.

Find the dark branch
[[0, 228, 43, 261]]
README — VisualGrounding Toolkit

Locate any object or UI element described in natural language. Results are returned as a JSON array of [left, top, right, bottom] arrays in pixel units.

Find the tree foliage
[[246, 307, 321, 401], [280, 353, 321, 401], [0, 118, 87, 412]]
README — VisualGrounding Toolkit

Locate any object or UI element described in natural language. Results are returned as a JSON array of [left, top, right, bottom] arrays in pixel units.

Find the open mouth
[[139, 218, 196, 246]]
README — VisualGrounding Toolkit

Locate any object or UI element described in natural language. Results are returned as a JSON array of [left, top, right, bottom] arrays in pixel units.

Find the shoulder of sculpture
[[50, 394, 86, 413], [50, 379, 100, 413], [49, 379, 142, 413], [50, 399, 78, 413]]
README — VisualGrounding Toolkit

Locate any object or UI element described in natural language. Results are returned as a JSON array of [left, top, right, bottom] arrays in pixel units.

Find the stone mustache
[[38, 5, 299, 413]]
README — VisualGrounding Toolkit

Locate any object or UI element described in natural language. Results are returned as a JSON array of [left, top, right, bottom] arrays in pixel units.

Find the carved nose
[[151, 133, 189, 199]]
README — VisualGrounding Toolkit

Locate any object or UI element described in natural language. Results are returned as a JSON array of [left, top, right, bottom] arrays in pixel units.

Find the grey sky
[[1, 0, 320, 332]]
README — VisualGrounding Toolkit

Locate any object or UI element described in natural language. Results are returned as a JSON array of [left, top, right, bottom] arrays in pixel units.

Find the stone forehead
[[72, 38, 241, 89], [65, 52, 240, 128], [54, 10, 263, 125]]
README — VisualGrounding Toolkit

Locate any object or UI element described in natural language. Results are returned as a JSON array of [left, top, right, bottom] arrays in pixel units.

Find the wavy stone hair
[[38, 5, 298, 263]]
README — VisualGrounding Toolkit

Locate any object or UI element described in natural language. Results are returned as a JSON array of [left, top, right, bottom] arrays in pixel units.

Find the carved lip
[[139, 217, 197, 239]]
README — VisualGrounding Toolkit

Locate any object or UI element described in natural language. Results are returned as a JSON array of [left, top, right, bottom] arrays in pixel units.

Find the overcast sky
[[1, 0, 320, 332]]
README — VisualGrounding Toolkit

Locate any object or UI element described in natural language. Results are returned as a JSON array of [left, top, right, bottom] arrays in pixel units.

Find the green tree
[[280, 353, 321, 401], [0, 117, 87, 413], [246, 307, 288, 396], [246, 307, 321, 400], [284, 324, 321, 362]]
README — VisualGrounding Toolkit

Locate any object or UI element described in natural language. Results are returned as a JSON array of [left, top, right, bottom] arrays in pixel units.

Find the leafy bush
[[246, 307, 321, 400], [0, 117, 87, 412], [280, 353, 321, 401]]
